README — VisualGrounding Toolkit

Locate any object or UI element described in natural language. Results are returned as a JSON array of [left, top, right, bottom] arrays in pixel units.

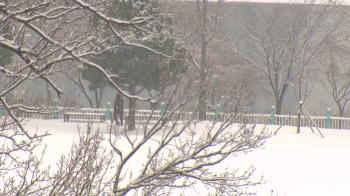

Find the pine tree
[[82, 0, 187, 130], [0, 25, 14, 67]]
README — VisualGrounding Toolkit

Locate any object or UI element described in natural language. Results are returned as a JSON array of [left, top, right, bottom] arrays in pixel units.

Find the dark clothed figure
[[114, 93, 124, 125]]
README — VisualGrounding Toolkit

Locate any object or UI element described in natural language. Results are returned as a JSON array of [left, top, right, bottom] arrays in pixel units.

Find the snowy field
[[23, 118, 350, 196]]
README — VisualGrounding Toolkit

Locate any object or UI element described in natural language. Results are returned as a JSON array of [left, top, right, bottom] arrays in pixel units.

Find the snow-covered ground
[[24, 118, 350, 196]]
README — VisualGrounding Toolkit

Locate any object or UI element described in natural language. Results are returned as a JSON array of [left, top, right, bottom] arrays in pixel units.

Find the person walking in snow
[[113, 90, 124, 125]]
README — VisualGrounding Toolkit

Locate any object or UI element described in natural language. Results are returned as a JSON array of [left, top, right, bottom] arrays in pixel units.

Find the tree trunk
[[85, 91, 94, 108], [338, 103, 344, 129], [94, 90, 99, 108], [339, 107, 344, 117], [78, 72, 94, 108], [93, 88, 104, 108], [45, 82, 51, 119], [198, 82, 207, 121], [211, 87, 215, 112], [297, 75, 303, 134], [128, 83, 136, 131], [275, 98, 283, 115], [297, 104, 302, 133], [198, 0, 208, 121]]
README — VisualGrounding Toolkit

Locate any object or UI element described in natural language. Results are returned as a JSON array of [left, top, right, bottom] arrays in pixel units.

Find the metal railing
[[3, 106, 350, 130]]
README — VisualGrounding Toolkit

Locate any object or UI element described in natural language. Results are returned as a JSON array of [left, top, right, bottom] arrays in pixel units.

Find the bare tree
[[227, 2, 343, 117], [206, 39, 266, 113], [0, 0, 164, 194], [104, 77, 270, 195], [60, 63, 97, 108], [0, 122, 115, 196], [173, 0, 226, 120], [288, 3, 344, 133], [319, 41, 350, 117], [0, 0, 271, 195], [48, 124, 116, 195]]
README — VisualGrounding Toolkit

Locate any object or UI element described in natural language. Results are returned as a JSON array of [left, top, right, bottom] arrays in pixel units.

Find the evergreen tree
[[0, 25, 14, 67], [82, 0, 187, 129]]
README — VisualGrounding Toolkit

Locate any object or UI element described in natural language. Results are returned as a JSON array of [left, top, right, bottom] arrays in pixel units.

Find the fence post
[[106, 102, 111, 120], [53, 99, 58, 119], [160, 102, 165, 115], [326, 108, 331, 129], [271, 106, 275, 125], [215, 104, 220, 121]]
